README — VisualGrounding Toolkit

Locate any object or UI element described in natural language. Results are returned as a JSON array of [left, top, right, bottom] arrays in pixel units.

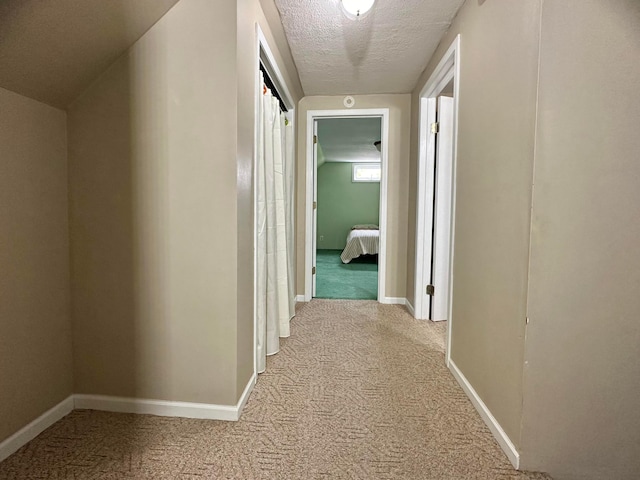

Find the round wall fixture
[[343, 96, 355, 108]]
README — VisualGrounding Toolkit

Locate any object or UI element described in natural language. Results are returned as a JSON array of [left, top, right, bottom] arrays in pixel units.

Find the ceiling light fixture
[[341, 0, 376, 18]]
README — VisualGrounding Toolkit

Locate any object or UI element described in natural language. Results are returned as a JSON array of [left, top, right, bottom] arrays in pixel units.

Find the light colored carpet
[[0, 300, 552, 479]]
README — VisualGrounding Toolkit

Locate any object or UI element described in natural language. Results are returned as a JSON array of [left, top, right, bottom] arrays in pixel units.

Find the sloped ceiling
[[318, 117, 382, 163], [0, 0, 180, 108], [273, 0, 465, 95]]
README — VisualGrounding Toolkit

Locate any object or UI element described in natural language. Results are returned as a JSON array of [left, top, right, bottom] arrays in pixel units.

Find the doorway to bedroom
[[315, 117, 381, 300], [305, 108, 389, 302]]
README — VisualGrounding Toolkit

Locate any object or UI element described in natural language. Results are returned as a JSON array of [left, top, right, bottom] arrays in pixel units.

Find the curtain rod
[[260, 61, 288, 113]]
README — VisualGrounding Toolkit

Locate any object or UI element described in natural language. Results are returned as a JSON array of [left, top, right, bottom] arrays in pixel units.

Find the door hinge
[[314, 135, 318, 144], [313, 201, 317, 210], [431, 122, 440, 134], [312, 266, 316, 275], [426, 284, 435, 296]]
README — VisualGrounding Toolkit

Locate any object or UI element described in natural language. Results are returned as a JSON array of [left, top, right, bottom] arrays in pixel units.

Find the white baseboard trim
[[73, 395, 240, 421], [405, 299, 415, 316], [236, 372, 256, 417], [295, 294, 306, 302], [448, 360, 520, 469], [0, 376, 259, 463], [0, 395, 74, 463], [75, 373, 256, 423], [379, 297, 407, 305]]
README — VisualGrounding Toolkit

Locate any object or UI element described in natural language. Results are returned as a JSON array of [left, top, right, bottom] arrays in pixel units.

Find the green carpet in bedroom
[[315, 249, 378, 300]]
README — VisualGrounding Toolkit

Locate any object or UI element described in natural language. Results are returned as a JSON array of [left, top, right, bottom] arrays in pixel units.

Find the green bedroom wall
[[317, 162, 380, 250]]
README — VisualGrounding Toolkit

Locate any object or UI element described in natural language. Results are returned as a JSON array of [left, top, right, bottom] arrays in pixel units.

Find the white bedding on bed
[[340, 229, 379, 263]]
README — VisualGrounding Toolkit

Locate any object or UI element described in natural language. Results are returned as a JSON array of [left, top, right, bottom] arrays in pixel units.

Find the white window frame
[[352, 163, 381, 183]]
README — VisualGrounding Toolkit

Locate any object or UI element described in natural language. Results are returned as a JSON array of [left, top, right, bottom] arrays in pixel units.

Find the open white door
[[413, 35, 459, 364], [311, 120, 318, 297], [430, 96, 454, 321]]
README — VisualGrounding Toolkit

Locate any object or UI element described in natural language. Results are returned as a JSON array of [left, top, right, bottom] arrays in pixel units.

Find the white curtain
[[284, 112, 295, 317], [257, 73, 295, 374]]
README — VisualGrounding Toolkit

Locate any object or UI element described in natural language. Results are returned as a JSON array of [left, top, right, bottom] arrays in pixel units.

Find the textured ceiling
[[273, 0, 465, 95], [0, 0, 180, 108], [318, 117, 381, 163]]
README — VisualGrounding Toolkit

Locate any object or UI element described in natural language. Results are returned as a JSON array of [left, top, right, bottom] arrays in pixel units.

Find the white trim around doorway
[[254, 24, 296, 381], [414, 35, 460, 367], [413, 36, 520, 471], [304, 109, 390, 303]]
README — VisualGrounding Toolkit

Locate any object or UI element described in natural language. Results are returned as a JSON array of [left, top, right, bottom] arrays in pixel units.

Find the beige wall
[[409, 1, 640, 477], [68, 0, 240, 405], [0, 87, 72, 442], [67, 0, 302, 406], [236, 0, 303, 397], [521, 1, 640, 478], [296, 95, 411, 299], [408, 0, 541, 444]]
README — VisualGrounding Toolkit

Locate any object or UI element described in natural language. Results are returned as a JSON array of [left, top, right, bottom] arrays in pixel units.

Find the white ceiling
[[317, 117, 382, 163], [0, 0, 180, 108], [273, 0, 465, 95]]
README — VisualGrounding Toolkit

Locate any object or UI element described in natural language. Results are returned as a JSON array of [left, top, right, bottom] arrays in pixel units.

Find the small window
[[352, 163, 381, 183]]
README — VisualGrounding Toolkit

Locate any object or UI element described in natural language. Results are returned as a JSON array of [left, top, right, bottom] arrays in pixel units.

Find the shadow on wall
[[67, 26, 141, 454], [68, 49, 141, 399]]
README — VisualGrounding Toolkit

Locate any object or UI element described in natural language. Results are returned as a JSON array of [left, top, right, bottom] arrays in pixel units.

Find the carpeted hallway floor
[[315, 249, 378, 299], [0, 300, 552, 479]]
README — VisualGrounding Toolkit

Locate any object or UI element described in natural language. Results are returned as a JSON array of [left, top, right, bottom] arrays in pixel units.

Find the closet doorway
[[304, 109, 390, 302], [254, 27, 297, 376]]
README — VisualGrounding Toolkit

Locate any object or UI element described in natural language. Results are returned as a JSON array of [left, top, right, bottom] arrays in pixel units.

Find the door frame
[[304, 108, 389, 303], [253, 24, 296, 379], [413, 35, 460, 365]]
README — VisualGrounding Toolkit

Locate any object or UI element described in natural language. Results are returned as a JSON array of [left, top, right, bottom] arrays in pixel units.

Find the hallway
[[0, 301, 550, 479]]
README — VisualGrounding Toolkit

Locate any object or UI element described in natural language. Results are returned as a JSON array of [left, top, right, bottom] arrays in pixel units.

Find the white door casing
[[413, 35, 460, 366], [304, 109, 389, 303], [312, 120, 318, 297], [254, 24, 296, 378]]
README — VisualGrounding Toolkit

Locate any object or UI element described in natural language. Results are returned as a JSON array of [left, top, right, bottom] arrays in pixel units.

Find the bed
[[340, 225, 379, 263]]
